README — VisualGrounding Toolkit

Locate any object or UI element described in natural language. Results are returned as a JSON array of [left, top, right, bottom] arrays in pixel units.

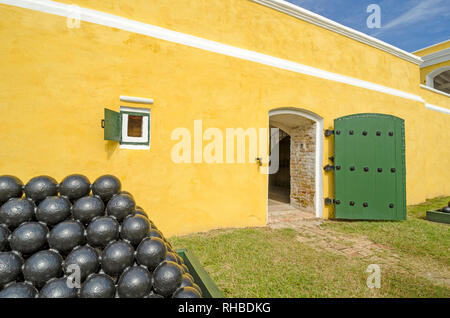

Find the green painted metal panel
[[426, 210, 450, 224], [177, 248, 224, 298], [104, 108, 121, 141], [334, 113, 406, 220]]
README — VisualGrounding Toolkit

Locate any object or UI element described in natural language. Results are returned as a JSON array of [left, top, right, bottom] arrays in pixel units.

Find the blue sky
[[285, 0, 449, 52]]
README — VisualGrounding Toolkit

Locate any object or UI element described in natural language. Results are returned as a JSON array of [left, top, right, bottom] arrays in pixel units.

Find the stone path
[[267, 199, 449, 287], [268, 199, 397, 263]]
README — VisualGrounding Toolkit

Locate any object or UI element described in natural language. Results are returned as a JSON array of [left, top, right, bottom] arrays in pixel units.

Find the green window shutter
[[103, 108, 121, 141]]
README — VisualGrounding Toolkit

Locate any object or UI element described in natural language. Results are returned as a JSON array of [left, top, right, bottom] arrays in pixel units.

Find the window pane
[[128, 115, 143, 137]]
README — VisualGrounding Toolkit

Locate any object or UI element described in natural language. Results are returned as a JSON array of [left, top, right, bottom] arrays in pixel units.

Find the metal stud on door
[[333, 113, 406, 220]]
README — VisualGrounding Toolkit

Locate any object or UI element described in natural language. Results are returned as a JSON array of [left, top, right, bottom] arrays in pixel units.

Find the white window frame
[[119, 106, 151, 150], [426, 66, 450, 92]]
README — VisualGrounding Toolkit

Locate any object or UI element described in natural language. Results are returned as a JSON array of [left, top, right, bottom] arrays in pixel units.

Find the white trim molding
[[420, 84, 450, 98], [250, 0, 423, 65], [3, 0, 449, 114], [420, 48, 450, 68], [413, 39, 450, 54], [0, 0, 425, 104], [120, 96, 154, 105], [269, 108, 324, 219], [425, 103, 450, 115]]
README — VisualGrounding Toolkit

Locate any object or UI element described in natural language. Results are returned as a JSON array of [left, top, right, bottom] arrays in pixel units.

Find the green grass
[[169, 197, 450, 298], [322, 196, 450, 265]]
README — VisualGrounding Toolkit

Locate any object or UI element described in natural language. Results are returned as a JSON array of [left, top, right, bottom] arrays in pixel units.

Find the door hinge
[[324, 129, 334, 137], [323, 164, 335, 172]]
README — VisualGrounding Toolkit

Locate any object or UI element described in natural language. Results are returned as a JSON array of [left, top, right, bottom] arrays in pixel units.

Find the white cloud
[[377, 0, 448, 34]]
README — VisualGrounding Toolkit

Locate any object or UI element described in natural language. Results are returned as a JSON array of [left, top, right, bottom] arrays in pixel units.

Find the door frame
[[268, 107, 324, 219]]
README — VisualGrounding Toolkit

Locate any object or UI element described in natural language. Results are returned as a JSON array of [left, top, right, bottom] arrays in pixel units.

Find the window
[[127, 116, 143, 137], [426, 66, 450, 95], [102, 106, 151, 150], [432, 70, 450, 94], [120, 107, 150, 149]]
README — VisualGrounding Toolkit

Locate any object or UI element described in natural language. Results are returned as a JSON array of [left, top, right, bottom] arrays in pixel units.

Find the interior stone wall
[[290, 122, 316, 211]]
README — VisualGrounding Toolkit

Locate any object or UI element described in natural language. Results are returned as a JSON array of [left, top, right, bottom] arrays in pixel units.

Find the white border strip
[[420, 48, 450, 68], [426, 103, 450, 115], [0, 0, 426, 104], [120, 95, 154, 105], [420, 84, 450, 98], [3, 0, 449, 114], [250, 0, 423, 65], [413, 39, 450, 54]]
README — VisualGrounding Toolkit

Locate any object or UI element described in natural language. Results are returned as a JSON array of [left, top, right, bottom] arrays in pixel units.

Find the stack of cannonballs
[[440, 202, 450, 213], [0, 174, 202, 298]]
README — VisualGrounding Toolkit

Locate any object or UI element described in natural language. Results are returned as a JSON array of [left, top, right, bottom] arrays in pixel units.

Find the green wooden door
[[334, 113, 406, 220], [103, 108, 121, 141]]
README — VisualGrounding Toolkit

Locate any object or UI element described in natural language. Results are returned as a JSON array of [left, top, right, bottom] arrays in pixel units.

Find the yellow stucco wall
[[414, 40, 450, 85], [54, 0, 421, 95], [0, 1, 449, 236]]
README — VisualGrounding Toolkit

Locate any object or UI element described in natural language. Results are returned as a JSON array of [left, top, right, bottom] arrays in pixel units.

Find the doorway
[[268, 108, 324, 218]]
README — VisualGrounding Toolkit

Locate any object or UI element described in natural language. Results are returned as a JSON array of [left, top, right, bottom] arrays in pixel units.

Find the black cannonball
[[86, 216, 119, 248], [166, 244, 175, 254], [136, 237, 167, 271], [192, 283, 202, 296], [106, 194, 135, 222], [24, 176, 58, 203], [181, 264, 189, 274], [118, 191, 134, 199], [441, 206, 450, 213], [101, 240, 134, 277], [80, 273, 116, 298], [117, 266, 152, 298], [39, 277, 78, 298], [134, 210, 148, 219], [180, 274, 194, 288], [184, 272, 194, 283], [146, 292, 165, 298], [9, 222, 48, 255], [0, 225, 10, 252], [135, 211, 148, 219], [36, 196, 71, 226], [174, 254, 184, 266], [172, 286, 201, 298], [0, 282, 38, 298], [153, 261, 183, 297], [0, 198, 35, 230], [59, 174, 91, 201], [120, 215, 150, 246], [135, 206, 145, 213], [0, 176, 23, 204], [91, 175, 121, 203], [149, 229, 164, 240], [48, 220, 85, 255], [72, 196, 105, 225], [0, 252, 23, 286], [23, 249, 63, 287], [64, 245, 100, 282], [165, 252, 178, 263]]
